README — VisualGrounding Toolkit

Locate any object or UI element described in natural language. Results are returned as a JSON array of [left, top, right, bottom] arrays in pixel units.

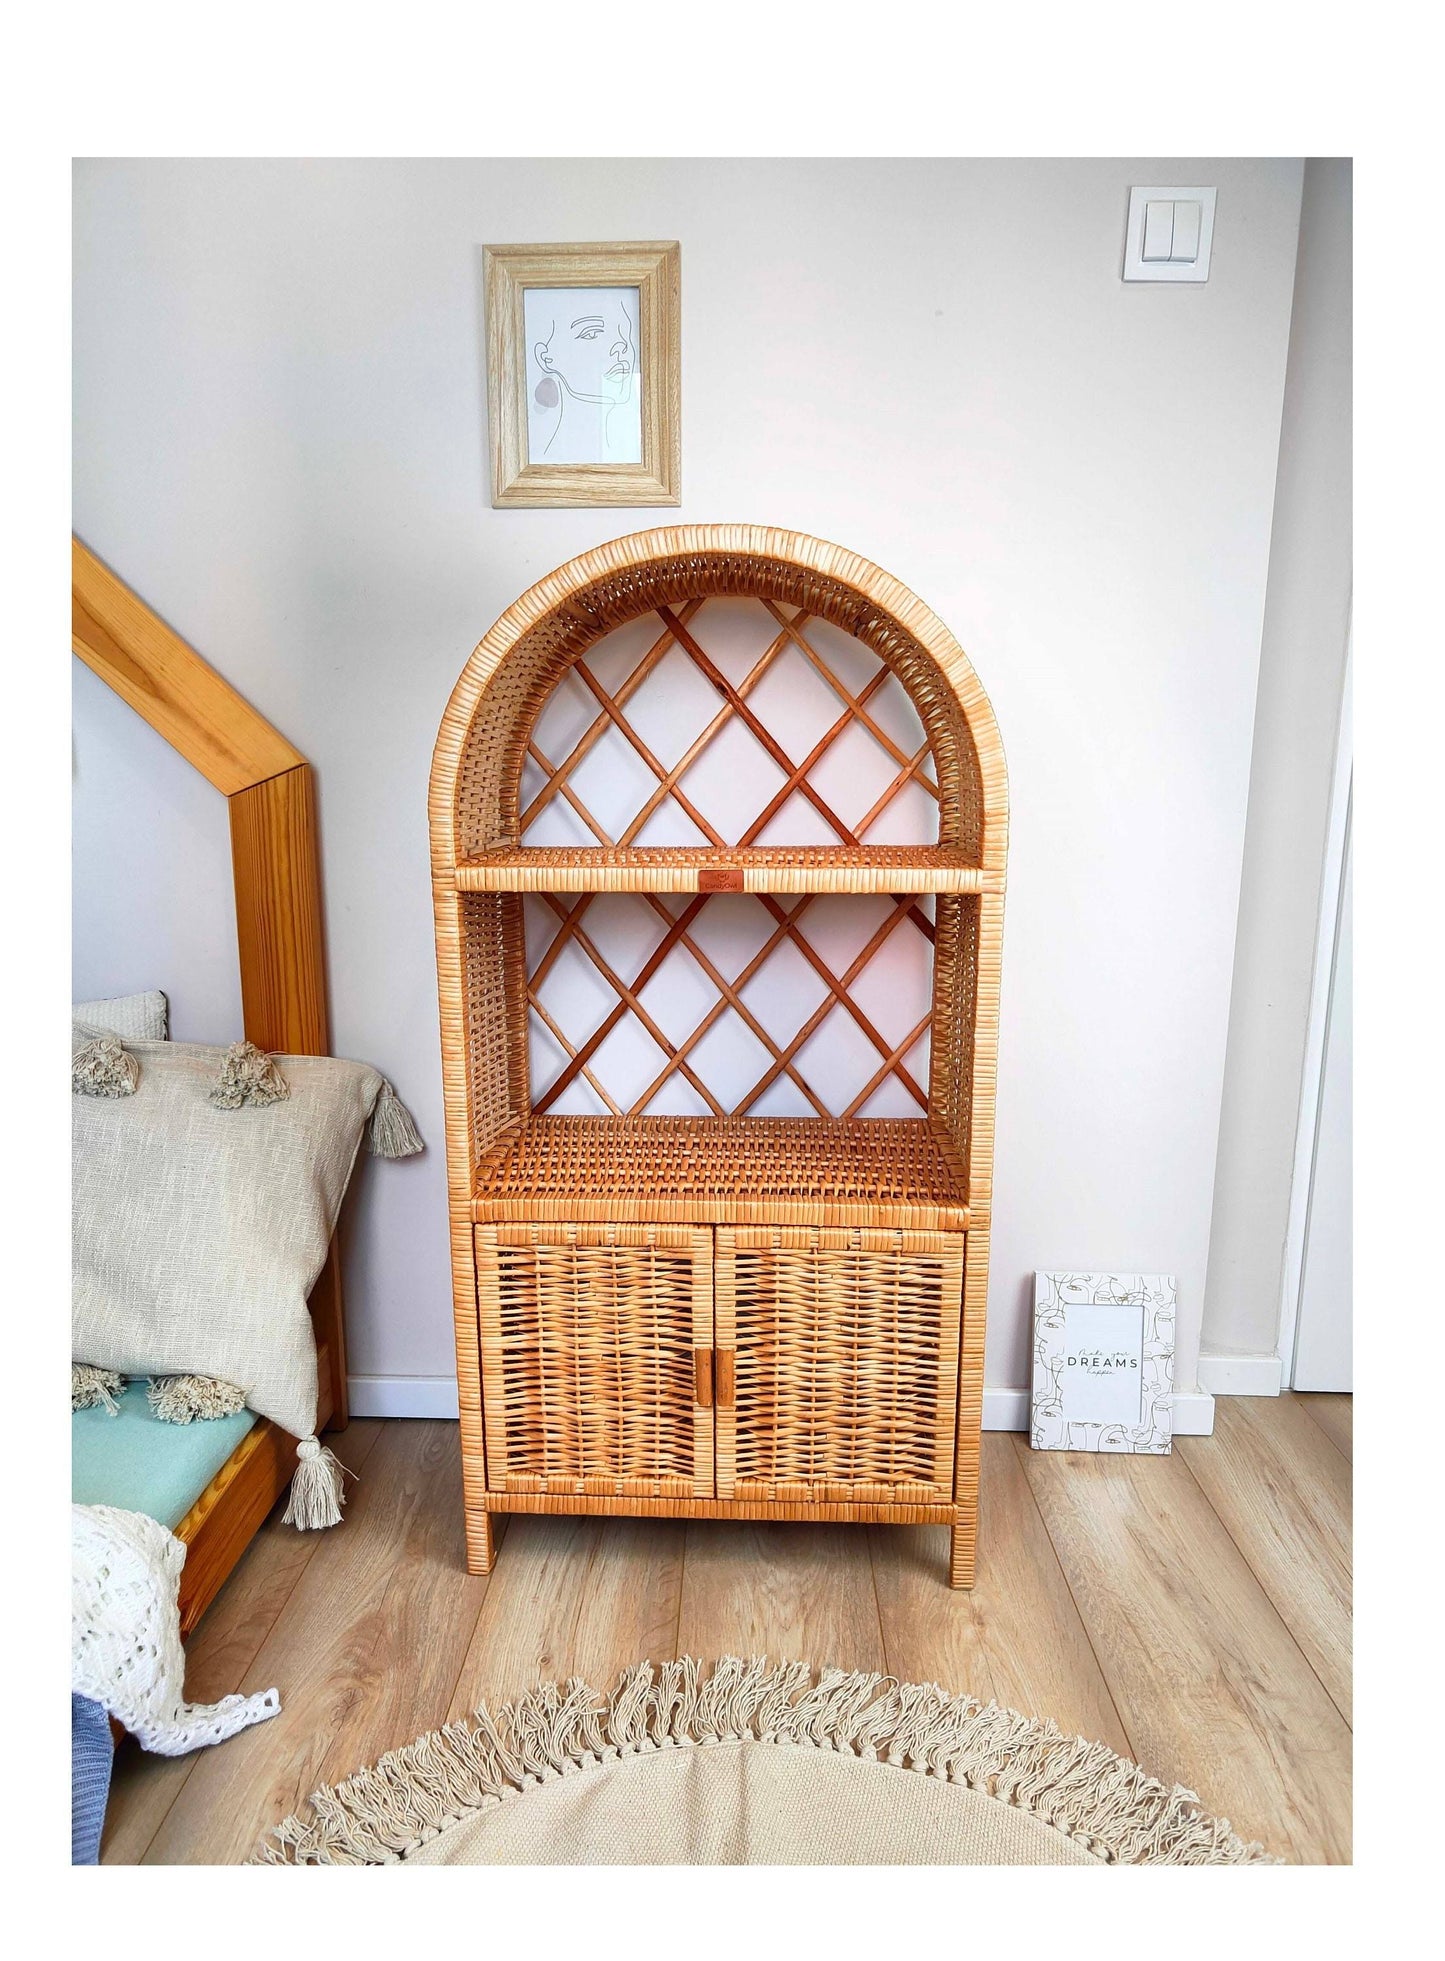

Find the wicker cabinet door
[[714, 1227, 964, 1504], [474, 1224, 714, 1498]]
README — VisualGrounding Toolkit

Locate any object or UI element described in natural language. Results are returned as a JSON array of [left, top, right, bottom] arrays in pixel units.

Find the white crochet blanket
[[71, 1504, 281, 1755]]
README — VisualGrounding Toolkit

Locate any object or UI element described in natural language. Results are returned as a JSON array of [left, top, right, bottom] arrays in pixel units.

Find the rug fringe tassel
[[252, 1657, 1279, 1866]]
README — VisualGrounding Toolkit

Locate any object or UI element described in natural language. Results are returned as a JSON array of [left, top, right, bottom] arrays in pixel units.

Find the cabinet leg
[[949, 1512, 976, 1590], [466, 1506, 495, 1575]]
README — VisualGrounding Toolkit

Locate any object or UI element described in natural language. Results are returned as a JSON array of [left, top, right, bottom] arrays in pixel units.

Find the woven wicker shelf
[[455, 846, 988, 895], [431, 526, 1007, 1589], [471, 1116, 972, 1228]]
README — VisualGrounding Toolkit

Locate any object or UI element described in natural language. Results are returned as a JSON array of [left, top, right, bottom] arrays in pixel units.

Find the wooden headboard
[[71, 537, 348, 1425]]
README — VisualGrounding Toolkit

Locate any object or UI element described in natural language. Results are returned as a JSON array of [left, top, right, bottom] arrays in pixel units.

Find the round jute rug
[[255, 1656, 1278, 1865]]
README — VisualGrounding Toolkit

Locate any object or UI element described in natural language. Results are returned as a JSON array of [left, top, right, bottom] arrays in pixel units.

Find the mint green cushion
[[72, 1378, 257, 1529]]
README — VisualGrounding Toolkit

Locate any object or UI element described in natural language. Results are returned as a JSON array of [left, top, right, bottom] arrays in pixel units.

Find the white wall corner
[[1197, 1350, 1284, 1398]]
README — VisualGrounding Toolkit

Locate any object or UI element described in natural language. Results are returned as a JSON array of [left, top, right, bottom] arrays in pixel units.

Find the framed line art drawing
[[485, 241, 681, 508], [1030, 1271, 1177, 1454]]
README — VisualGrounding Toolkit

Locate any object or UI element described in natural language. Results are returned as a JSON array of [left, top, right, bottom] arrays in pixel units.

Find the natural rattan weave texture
[[472, 1118, 970, 1228], [457, 846, 987, 893], [716, 1228, 964, 1505], [431, 527, 1006, 1587], [449, 558, 987, 863], [475, 1224, 712, 1500]]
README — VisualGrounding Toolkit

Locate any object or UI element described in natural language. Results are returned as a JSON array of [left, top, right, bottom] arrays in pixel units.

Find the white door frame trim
[[1278, 629, 1352, 1387]]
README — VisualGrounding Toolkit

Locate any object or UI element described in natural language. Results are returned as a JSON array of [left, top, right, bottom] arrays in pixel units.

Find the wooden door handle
[[714, 1349, 735, 1409], [695, 1349, 713, 1408]]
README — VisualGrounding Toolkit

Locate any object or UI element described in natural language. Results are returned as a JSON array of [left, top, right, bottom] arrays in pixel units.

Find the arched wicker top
[[430, 526, 1008, 875]]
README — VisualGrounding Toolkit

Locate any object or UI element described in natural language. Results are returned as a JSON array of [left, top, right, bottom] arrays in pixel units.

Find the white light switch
[[1141, 200, 1175, 262], [1170, 199, 1202, 263], [1122, 186, 1217, 283]]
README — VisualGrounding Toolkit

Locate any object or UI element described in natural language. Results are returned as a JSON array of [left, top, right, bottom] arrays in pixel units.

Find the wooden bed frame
[[72, 537, 348, 1635]]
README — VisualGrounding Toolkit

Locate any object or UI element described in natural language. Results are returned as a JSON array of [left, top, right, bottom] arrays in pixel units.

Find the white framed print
[[1030, 1271, 1176, 1454]]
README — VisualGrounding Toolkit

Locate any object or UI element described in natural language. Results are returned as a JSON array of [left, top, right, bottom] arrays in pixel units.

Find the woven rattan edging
[[453, 847, 991, 894], [430, 528, 1007, 873], [476, 1496, 957, 1522], [429, 529, 1007, 1587]]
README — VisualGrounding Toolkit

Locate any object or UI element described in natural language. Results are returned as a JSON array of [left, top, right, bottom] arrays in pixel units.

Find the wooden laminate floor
[[102, 1392, 1352, 1866]]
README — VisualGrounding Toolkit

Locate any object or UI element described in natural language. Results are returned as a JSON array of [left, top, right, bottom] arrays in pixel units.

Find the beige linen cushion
[[73, 990, 169, 1041], [73, 1036, 397, 1440]]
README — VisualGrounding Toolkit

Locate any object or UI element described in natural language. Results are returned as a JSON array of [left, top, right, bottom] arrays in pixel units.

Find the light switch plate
[[1122, 185, 1217, 283]]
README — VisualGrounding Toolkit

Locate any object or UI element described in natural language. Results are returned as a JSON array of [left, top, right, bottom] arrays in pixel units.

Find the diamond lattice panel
[[525, 890, 935, 1120], [520, 597, 940, 849]]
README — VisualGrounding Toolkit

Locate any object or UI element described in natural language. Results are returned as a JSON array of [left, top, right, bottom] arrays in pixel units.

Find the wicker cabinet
[[431, 528, 1006, 1586]]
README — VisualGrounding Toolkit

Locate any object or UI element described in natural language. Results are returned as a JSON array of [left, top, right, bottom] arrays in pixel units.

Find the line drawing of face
[[526, 287, 642, 463], [535, 302, 635, 406]]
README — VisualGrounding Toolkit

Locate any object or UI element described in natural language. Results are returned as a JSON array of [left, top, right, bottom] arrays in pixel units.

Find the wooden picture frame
[[485, 241, 680, 509]]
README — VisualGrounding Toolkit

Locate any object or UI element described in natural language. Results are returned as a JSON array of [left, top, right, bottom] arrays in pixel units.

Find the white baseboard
[[348, 1375, 461, 1419], [1168, 1391, 1217, 1435], [353, 1377, 1215, 1436], [982, 1387, 1214, 1436], [982, 1389, 1031, 1430], [1197, 1351, 1284, 1398]]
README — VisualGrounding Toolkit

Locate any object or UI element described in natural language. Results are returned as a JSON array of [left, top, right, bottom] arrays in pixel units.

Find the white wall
[[1200, 158, 1352, 1375], [73, 158, 1304, 1404], [72, 657, 241, 1040]]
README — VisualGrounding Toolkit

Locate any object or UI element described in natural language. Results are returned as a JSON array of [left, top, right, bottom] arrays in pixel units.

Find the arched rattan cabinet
[[430, 527, 1006, 1586]]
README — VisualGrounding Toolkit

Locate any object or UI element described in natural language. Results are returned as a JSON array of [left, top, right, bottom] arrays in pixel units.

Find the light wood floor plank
[[676, 1521, 886, 1673], [448, 1514, 596, 1711], [1016, 1435, 1352, 1864], [184, 1420, 388, 1703], [871, 1435, 1132, 1755], [143, 1419, 487, 1864], [1297, 1392, 1352, 1462], [1179, 1395, 1351, 1723], [99, 1747, 194, 1867], [101, 1400, 1355, 1864], [448, 1515, 685, 1715], [99, 1418, 384, 1866], [571, 1520, 685, 1690]]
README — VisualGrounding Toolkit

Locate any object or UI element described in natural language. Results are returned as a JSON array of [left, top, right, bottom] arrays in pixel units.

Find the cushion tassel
[[147, 1374, 249, 1423], [282, 1437, 350, 1530], [72, 1035, 139, 1098], [209, 1041, 290, 1109], [369, 1081, 424, 1158], [72, 1364, 125, 1414]]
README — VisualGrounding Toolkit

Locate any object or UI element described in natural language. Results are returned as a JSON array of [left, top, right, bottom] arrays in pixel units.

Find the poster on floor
[[1030, 1271, 1176, 1453]]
